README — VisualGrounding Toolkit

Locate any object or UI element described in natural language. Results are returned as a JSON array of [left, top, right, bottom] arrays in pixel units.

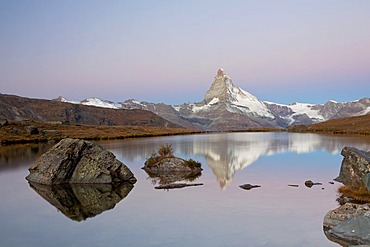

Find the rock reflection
[[28, 182, 133, 221], [144, 169, 202, 186]]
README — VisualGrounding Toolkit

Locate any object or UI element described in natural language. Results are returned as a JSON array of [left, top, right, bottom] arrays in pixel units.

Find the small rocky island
[[26, 138, 137, 185], [142, 144, 203, 189], [324, 146, 370, 246]]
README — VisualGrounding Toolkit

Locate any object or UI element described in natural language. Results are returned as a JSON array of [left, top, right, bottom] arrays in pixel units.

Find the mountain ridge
[[0, 93, 180, 128], [56, 68, 369, 131]]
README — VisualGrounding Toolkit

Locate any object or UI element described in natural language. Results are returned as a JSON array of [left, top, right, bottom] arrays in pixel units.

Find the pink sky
[[1, 1, 369, 105]]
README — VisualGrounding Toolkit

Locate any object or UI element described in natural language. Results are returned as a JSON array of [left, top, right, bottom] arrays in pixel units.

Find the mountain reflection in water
[[28, 182, 134, 221], [103, 132, 370, 189]]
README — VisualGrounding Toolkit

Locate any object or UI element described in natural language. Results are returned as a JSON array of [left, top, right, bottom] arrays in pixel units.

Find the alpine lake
[[1, 132, 370, 247]]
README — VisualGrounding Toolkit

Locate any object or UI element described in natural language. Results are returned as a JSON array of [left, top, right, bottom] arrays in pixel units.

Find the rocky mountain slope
[[62, 68, 369, 131], [290, 113, 370, 135], [0, 94, 180, 128], [8, 69, 369, 131]]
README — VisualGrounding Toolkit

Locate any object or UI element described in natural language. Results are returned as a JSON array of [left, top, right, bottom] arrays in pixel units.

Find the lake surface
[[1, 132, 370, 247]]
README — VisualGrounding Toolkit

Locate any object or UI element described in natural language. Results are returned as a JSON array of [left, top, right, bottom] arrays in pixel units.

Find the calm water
[[1, 132, 370, 247]]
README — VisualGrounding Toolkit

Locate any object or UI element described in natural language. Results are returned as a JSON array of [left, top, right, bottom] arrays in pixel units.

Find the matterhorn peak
[[215, 68, 232, 80], [216, 68, 225, 77], [204, 68, 235, 103]]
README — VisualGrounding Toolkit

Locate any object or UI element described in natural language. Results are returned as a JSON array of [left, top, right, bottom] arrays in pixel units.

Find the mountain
[[290, 113, 370, 134], [53, 68, 370, 131], [264, 98, 370, 126], [171, 68, 280, 130], [119, 69, 369, 130], [0, 94, 180, 128]]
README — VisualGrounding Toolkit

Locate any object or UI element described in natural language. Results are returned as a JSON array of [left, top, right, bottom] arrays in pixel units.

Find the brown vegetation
[[289, 114, 370, 135], [145, 144, 174, 167], [144, 144, 202, 169], [338, 184, 370, 203], [0, 121, 202, 145]]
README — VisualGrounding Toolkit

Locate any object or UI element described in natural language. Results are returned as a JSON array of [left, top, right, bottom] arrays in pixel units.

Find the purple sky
[[1, 1, 369, 105]]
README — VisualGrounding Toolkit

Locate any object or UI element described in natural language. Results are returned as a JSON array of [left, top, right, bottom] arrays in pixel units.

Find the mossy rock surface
[[143, 157, 202, 174], [26, 138, 137, 185]]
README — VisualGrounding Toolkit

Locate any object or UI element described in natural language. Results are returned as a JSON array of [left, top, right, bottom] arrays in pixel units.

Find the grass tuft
[[338, 184, 370, 203]]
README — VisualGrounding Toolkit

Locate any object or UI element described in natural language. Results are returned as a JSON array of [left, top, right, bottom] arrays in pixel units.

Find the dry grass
[[0, 121, 202, 145], [338, 184, 370, 203], [290, 114, 370, 135], [144, 144, 202, 169]]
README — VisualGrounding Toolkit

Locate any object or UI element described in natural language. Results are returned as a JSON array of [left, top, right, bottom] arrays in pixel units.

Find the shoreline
[[0, 121, 204, 145], [1, 121, 369, 146]]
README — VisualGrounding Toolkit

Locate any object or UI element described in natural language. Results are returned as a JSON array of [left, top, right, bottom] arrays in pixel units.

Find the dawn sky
[[1, 0, 369, 105]]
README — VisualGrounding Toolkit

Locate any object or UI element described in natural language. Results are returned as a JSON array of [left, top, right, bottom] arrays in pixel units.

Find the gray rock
[[324, 203, 370, 246], [0, 119, 8, 126], [329, 214, 370, 245], [143, 157, 202, 174], [324, 203, 370, 229], [26, 138, 136, 185], [304, 180, 322, 188], [335, 146, 370, 188], [239, 184, 261, 190], [154, 183, 203, 190], [24, 125, 39, 134], [362, 173, 370, 191]]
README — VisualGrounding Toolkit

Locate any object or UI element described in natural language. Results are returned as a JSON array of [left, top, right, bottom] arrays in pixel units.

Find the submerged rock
[[154, 183, 203, 190], [335, 146, 370, 188], [239, 184, 261, 190], [26, 138, 136, 185], [304, 180, 322, 188]]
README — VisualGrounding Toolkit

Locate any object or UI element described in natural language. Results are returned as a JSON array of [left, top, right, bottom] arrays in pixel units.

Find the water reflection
[[0, 143, 52, 171], [104, 133, 370, 189], [28, 182, 133, 221], [144, 169, 202, 185]]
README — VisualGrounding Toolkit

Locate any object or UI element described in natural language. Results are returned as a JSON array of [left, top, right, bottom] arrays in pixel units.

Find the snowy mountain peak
[[50, 69, 370, 131], [80, 97, 122, 109], [202, 69, 274, 118], [216, 68, 227, 78], [204, 69, 235, 104], [53, 96, 68, 102]]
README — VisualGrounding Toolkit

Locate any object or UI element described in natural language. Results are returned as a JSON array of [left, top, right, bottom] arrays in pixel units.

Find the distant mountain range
[[0, 94, 179, 128], [55, 68, 370, 131]]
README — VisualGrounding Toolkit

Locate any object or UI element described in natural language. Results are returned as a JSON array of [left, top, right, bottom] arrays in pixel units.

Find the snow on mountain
[[54, 69, 370, 131], [52, 96, 79, 104], [264, 101, 324, 125], [53, 96, 123, 109], [80, 97, 123, 109], [199, 68, 274, 118], [288, 102, 324, 121]]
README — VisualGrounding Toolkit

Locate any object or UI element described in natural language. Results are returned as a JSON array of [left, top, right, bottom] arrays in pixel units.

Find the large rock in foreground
[[26, 138, 136, 184], [324, 203, 370, 245], [335, 146, 370, 188]]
